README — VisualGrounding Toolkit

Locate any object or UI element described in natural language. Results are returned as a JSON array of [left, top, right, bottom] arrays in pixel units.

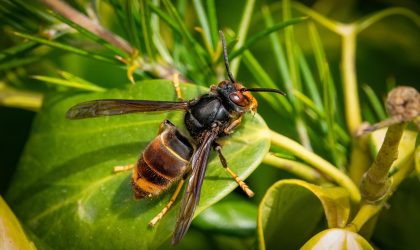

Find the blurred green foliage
[[1, 0, 419, 249]]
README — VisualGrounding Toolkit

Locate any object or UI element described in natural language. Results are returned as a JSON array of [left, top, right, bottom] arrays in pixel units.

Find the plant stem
[[346, 202, 382, 232], [40, 0, 134, 54], [263, 153, 327, 184], [269, 130, 361, 202], [283, 0, 312, 150], [40, 0, 187, 81], [339, 24, 361, 135], [193, 0, 213, 52], [291, 2, 340, 32], [349, 85, 418, 232], [0, 83, 42, 111], [348, 141, 415, 232], [356, 7, 420, 32], [360, 123, 407, 202]]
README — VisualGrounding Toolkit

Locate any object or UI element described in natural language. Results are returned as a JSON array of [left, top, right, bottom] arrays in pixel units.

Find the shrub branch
[[40, 0, 187, 81]]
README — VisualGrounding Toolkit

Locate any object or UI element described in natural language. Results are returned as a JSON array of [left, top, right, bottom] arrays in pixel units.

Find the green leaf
[[229, 17, 307, 60], [161, 0, 209, 67], [0, 56, 40, 71], [149, 0, 173, 65], [241, 51, 292, 114], [0, 196, 36, 250], [362, 84, 387, 121], [5, 80, 270, 249], [296, 45, 322, 111], [193, 0, 213, 51], [124, 0, 142, 50], [205, 0, 218, 49], [13, 32, 117, 64], [31, 75, 106, 92], [261, 6, 291, 91], [139, 0, 154, 59], [0, 41, 39, 62], [193, 194, 257, 237], [148, 2, 182, 34], [258, 179, 350, 250], [47, 10, 125, 57], [230, 0, 256, 76], [305, 22, 325, 109], [157, 228, 214, 250], [301, 228, 374, 250]]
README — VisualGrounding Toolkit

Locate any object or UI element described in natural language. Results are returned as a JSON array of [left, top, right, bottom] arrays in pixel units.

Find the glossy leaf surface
[[0, 196, 36, 250], [6, 80, 270, 249], [193, 194, 257, 236], [258, 179, 350, 250]]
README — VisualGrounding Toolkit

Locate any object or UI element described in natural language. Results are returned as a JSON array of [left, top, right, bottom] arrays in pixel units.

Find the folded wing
[[171, 130, 217, 245], [66, 99, 189, 119]]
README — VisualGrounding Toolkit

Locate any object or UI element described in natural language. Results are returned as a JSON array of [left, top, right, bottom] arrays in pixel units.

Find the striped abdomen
[[132, 124, 193, 199]]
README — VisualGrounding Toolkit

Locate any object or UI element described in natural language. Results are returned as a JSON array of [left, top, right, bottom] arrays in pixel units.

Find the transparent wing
[[66, 99, 189, 119], [171, 131, 217, 245]]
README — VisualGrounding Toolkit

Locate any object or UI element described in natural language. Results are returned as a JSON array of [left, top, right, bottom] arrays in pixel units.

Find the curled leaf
[[258, 179, 350, 250], [0, 196, 36, 250]]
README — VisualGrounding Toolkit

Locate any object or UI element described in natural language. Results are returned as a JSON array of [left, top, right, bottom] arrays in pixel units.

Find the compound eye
[[229, 93, 247, 106]]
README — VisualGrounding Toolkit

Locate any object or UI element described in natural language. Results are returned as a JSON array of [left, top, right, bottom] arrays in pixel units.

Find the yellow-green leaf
[[0, 196, 36, 250], [258, 179, 350, 250]]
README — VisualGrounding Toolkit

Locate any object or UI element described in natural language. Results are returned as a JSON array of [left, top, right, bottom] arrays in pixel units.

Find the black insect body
[[185, 80, 250, 141], [66, 31, 285, 245]]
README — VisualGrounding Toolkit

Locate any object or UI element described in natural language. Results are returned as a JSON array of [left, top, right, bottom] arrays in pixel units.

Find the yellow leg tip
[[245, 188, 255, 198], [148, 218, 159, 228], [113, 164, 135, 173], [113, 166, 125, 172]]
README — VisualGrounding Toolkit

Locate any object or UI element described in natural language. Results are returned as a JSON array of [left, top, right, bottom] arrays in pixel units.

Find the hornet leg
[[223, 117, 242, 135], [149, 178, 185, 227], [172, 73, 183, 101], [214, 145, 254, 197], [113, 163, 135, 173]]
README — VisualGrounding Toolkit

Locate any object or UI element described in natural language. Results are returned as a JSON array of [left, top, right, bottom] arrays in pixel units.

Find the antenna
[[240, 88, 286, 96], [219, 30, 236, 83]]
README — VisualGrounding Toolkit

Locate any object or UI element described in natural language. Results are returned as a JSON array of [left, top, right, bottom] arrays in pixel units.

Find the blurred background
[[1, 0, 419, 249], [2, 0, 419, 194]]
